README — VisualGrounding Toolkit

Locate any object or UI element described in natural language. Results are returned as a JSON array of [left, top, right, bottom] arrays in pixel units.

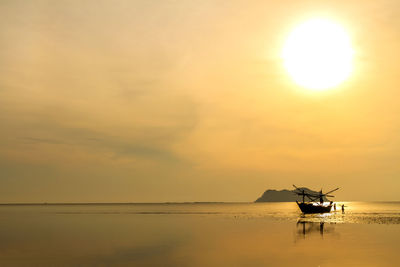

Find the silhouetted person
[[334, 203, 336, 211], [341, 204, 345, 213]]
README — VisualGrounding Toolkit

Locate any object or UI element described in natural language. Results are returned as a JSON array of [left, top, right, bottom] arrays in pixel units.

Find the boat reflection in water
[[296, 216, 338, 240]]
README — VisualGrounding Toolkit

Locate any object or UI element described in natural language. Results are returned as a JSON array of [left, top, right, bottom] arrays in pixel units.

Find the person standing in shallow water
[[342, 204, 345, 213]]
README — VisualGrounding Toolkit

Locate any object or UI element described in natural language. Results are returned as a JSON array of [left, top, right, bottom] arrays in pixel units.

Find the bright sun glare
[[282, 18, 354, 91]]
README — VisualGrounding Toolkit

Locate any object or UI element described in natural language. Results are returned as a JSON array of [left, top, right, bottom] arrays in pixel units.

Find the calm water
[[0, 202, 399, 266]]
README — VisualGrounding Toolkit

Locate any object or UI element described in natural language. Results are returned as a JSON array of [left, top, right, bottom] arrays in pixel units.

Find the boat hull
[[296, 201, 332, 214]]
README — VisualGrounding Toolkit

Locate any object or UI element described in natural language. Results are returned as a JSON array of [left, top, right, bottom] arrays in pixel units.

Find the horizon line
[[0, 200, 399, 205]]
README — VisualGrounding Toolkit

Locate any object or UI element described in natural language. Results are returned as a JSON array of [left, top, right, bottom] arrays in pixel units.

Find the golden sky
[[1, 0, 400, 202]]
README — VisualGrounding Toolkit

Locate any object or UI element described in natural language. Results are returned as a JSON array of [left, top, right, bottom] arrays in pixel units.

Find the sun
[[282, 18, 354, 91]]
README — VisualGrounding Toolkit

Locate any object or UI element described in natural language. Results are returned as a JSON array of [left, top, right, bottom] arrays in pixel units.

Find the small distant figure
[[334, 203, 336, 211], [341, 204, 345, 213]]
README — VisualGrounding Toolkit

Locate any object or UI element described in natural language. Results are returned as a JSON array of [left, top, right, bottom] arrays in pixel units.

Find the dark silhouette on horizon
[[255, 187, 330, 202]]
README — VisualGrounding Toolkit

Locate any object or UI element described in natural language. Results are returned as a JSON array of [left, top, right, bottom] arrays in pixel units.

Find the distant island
[[255, 188, 329, 202]]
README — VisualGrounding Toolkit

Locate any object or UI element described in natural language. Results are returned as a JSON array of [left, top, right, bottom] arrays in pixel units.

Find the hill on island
[[255, 188, 329, 202]]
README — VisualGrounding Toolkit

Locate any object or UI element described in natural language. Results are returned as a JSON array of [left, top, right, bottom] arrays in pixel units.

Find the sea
[[0, 202, 399, 266]]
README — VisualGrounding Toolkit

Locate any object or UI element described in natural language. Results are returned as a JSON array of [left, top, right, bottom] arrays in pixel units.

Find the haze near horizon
[[1, 0, 400, 202]]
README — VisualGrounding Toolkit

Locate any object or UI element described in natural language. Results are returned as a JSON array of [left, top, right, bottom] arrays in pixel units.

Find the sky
[[1, 0, 400, 202]]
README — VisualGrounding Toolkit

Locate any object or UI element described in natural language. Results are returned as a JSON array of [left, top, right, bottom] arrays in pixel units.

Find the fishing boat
[[293, 185, 339, 214]]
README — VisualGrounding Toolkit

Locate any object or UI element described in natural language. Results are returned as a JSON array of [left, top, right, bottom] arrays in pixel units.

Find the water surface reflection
[[0, 203, 398, 266], [296, 221, 337, 239]]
